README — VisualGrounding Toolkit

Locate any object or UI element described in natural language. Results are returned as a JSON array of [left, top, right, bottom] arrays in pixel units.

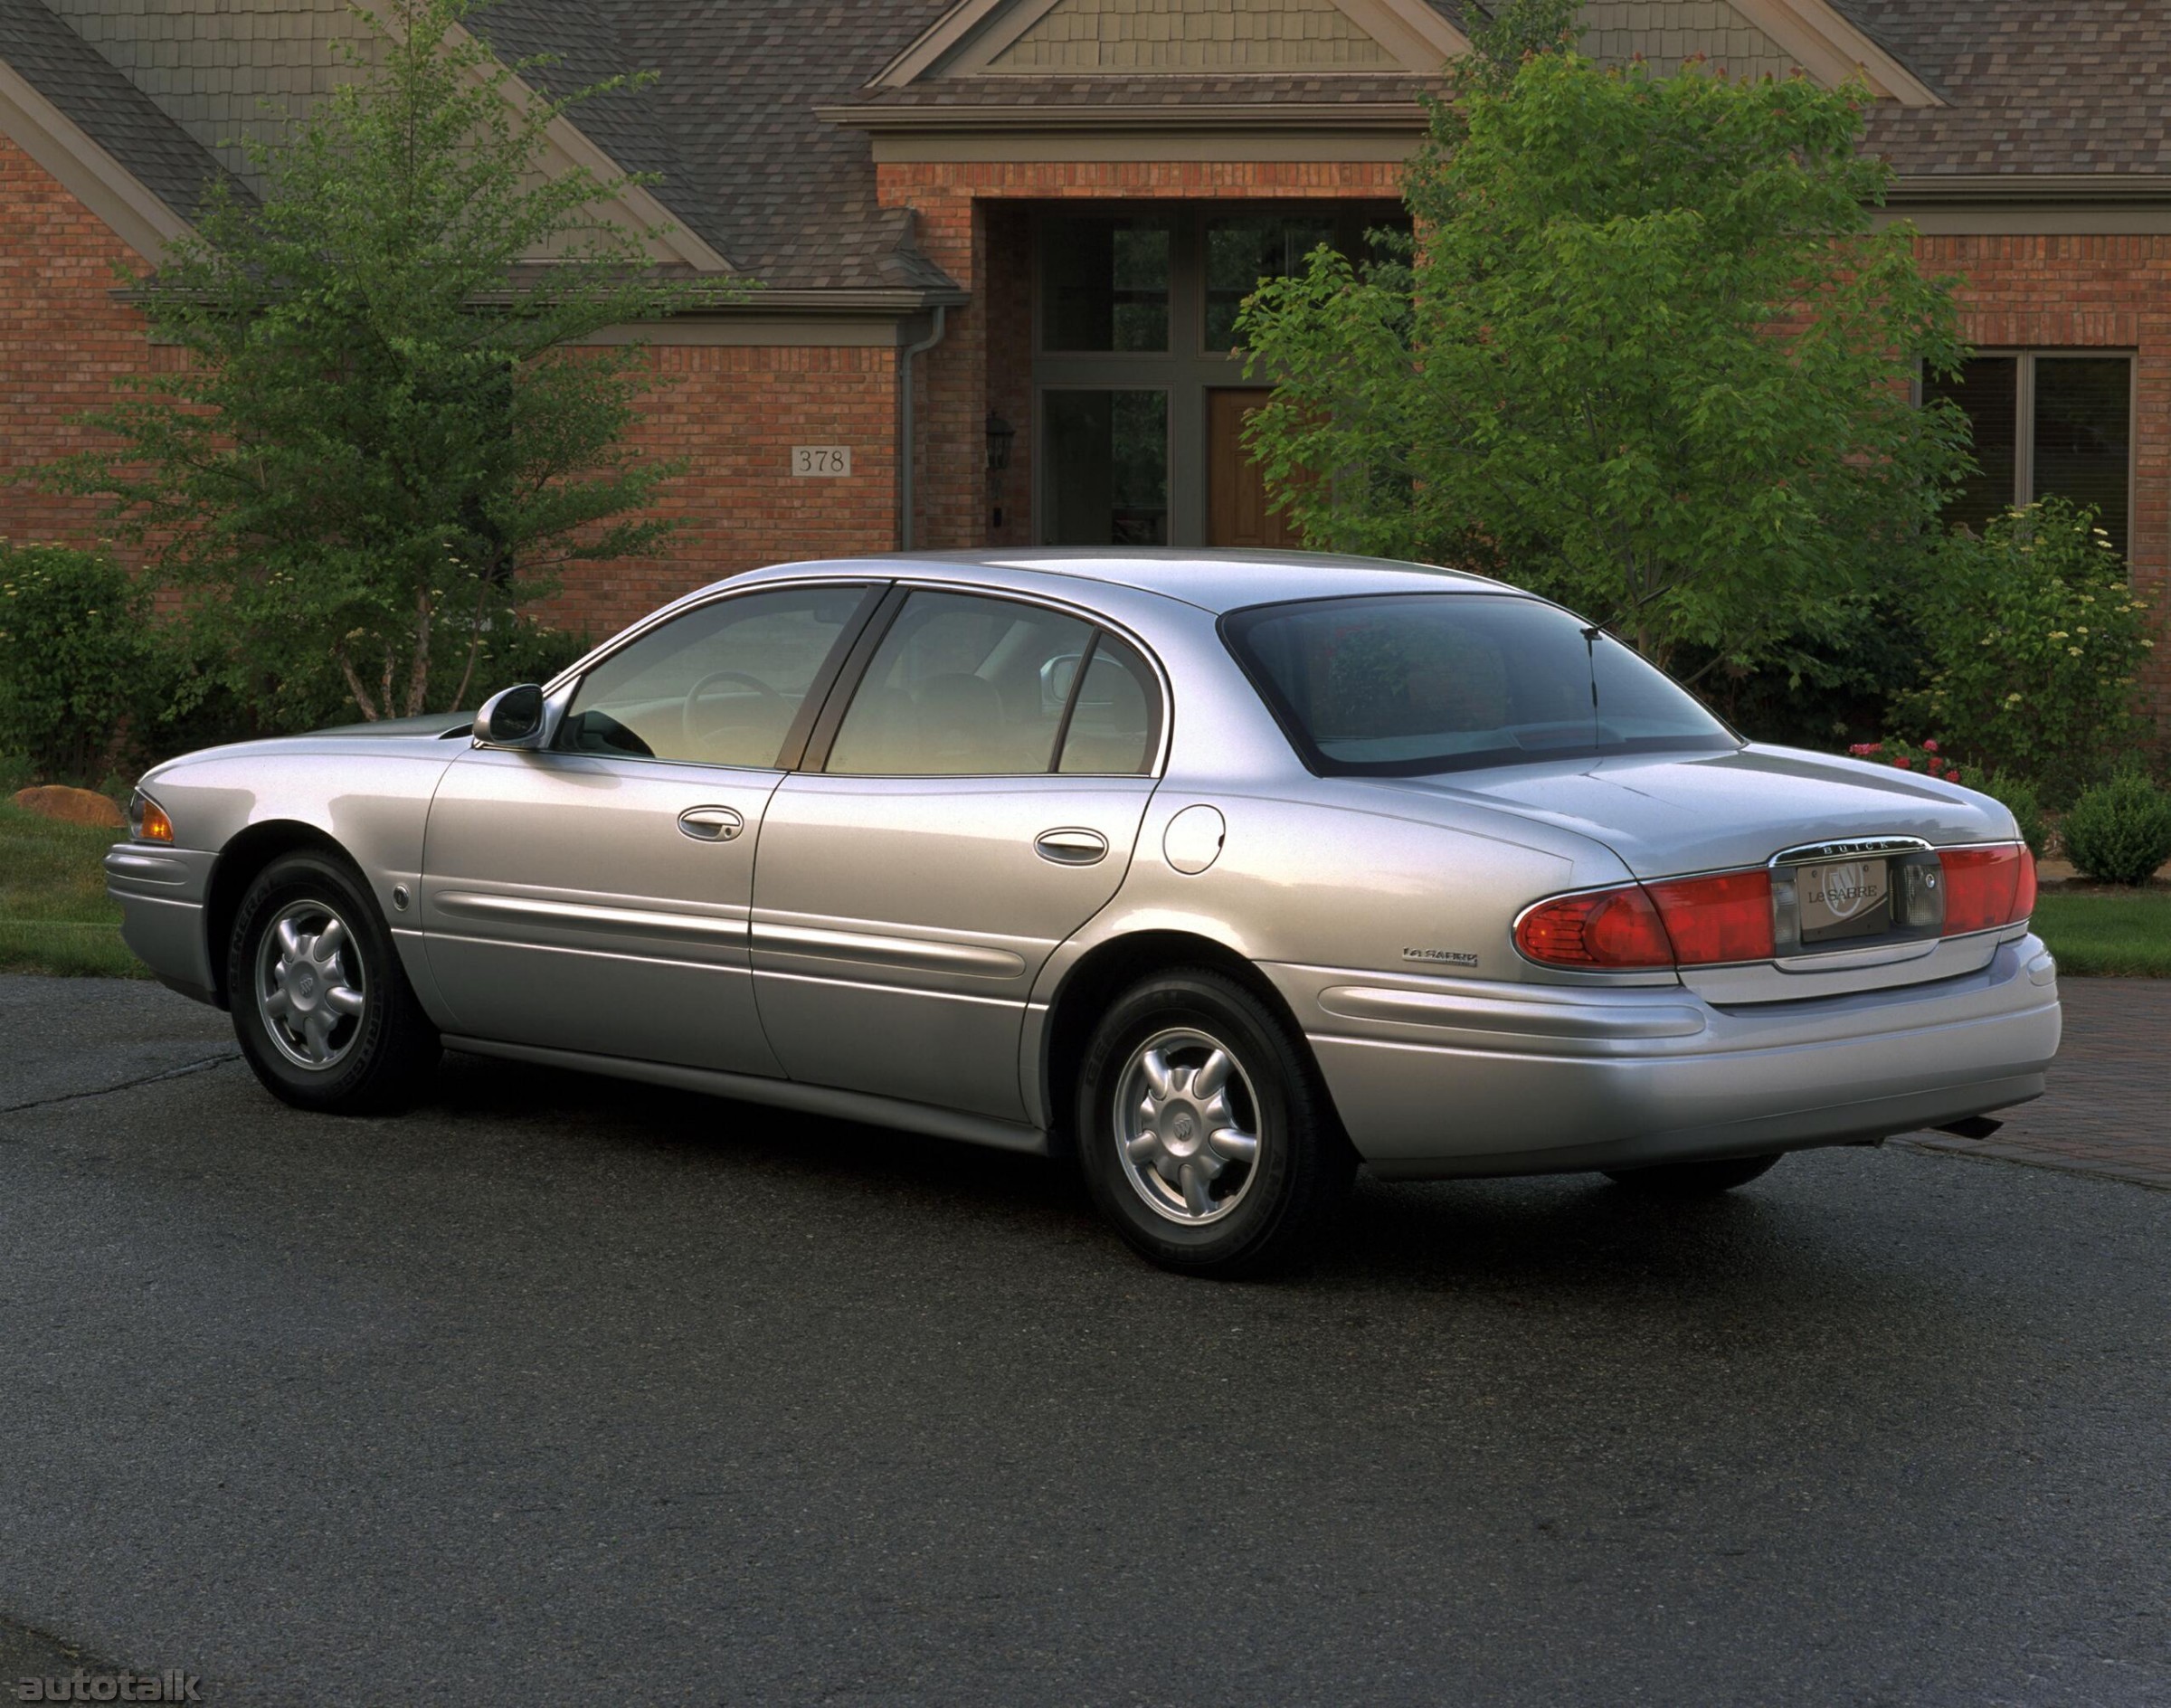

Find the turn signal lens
[[1515, 885, 1675, 970], [128, 791, 174, 844], [1645, 868, 1776, 965], [1939, 843, 2033, 935]]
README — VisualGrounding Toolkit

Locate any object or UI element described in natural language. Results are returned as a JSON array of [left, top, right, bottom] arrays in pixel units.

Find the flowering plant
[[1840, 737, 2049, 855], [1845, 736, 1968, 785], [1893, 498, 2154, 802]]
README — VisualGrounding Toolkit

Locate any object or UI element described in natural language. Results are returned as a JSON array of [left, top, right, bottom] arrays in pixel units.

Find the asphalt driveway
[[0, 975, 2166, 1705]]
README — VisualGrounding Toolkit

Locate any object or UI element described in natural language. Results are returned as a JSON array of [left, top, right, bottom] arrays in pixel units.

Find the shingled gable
[[857, 0, 1935, 100], [869, 0, 1467, 86], [0, 0, 732, 274]]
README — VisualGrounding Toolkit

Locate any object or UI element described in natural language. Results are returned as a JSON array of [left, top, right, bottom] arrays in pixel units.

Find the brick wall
[[550, 342, 900, 640], [0, 132, 156, 555], [1921, 233, 2171, 727], [0, 135, 900, 645]]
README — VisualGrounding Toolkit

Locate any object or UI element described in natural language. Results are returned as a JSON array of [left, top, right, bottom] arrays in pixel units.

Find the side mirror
[[474, 683, 545, 748]]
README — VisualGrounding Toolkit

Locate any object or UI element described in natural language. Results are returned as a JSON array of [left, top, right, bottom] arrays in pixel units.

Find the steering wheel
[[683, 669, 785, 748]]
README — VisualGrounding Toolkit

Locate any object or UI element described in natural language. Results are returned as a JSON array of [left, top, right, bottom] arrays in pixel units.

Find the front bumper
[[106, 843, 219, 1005], [1268, 935, 2061, 1181]]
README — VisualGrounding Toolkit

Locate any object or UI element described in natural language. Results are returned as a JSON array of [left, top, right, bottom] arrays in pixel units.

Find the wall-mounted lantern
[[985, 412, 1016, 473]]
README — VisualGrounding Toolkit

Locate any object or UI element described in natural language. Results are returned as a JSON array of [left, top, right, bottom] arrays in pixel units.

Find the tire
[[226, 850, 441, 1114], [1603, 1153, 1783, 1196], [1076, 966, 1355, 1278]]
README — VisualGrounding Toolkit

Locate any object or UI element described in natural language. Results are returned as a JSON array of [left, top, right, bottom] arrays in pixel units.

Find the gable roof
[[1, 0, 2164, 299], [0, 0, 237, 244], [1837, 0, 2171, 176], [872, 0, 1468, 85]]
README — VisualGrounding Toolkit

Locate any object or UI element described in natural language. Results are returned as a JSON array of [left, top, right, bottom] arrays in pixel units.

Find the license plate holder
[[1797, 856, 1891, 942]]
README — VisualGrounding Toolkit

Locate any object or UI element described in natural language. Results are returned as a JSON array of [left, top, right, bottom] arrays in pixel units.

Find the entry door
[[420, 581, 881, 1076], [1208, 388, 1303, 549], [750, 590, 1165, 1121]]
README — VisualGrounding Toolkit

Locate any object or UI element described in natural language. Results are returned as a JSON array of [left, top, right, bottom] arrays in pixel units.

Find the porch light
[[985, 412, 1015, 472]]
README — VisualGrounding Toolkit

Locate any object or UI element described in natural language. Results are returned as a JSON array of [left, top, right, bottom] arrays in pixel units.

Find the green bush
[[1896, 498, 2154, 802], [1979, 771, 2050, 860], [0, 544, 156, 783], [463, 619, 594, 707], [2061, 771, 2171, 886]]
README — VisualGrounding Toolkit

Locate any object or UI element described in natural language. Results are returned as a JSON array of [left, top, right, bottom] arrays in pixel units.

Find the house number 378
[[792, 446, 852, 477]]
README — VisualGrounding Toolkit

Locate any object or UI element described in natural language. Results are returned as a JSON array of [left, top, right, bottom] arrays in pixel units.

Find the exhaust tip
[[1933, 1115, 2004, 1141]]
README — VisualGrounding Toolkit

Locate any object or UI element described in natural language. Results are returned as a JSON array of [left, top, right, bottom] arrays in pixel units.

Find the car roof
[[704, 548, 1512, 617]]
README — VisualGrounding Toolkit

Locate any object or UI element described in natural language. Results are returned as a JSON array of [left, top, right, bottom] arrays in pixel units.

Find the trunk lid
[[1357, 745, 2024, 1002]]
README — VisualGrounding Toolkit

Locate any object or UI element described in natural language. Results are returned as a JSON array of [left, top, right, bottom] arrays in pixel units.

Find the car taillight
[[1645, 868, 1776, 965], [1514, 885, 1675, 969], [1939, 843, 2034, 935], [1514, 868, 1777, 971]]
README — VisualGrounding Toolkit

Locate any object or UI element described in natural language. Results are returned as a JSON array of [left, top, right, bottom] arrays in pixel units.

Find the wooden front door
[[1207, 389, 1303, 549]]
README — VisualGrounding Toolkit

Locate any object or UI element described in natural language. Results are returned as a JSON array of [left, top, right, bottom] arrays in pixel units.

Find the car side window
[[1056, 631, 1158, 775], [825, 592, 1100, 776], [558, 585, 868, 767]]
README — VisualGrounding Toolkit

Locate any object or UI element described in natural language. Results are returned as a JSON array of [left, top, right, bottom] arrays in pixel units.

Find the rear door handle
[[678, 806, 745, 842], [1035, 827, 1108, 865]]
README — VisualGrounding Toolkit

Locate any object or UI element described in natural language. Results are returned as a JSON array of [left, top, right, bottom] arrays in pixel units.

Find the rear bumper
[[106, 844, 219, 1005], [1268, 935, 2061, 1181]]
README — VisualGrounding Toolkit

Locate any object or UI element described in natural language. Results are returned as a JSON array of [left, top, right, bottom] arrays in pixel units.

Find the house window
[[1040, 216, 1172, 354], [1032, 203, 1407, 547], [1923, 353, 2134, 555]]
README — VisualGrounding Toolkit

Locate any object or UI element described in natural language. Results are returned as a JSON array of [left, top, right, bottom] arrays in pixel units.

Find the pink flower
[[1922, 739, 1940, 753], [1892, 756, 1912, 769], [1849, 743, 1882, 756], [1945, 768, 1962, 782]]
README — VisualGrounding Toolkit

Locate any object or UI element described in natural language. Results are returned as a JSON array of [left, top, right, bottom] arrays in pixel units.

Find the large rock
[[12, 784, 127, 829]]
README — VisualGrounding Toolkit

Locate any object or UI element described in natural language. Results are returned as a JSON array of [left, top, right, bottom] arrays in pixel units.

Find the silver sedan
[[109, 551, 2060, 1275]]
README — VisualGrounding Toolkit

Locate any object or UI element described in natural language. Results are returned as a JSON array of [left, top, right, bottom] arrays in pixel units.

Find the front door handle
[[678, 806, 745, 842], [1035, 827, 1108, 866]]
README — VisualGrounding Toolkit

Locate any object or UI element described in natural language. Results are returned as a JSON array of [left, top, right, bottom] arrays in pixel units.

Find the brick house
[[1, 0, 2165, 719]]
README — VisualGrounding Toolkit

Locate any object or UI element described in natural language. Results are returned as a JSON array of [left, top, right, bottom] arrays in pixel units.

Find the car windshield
[[1223, 593, 1740, 777]]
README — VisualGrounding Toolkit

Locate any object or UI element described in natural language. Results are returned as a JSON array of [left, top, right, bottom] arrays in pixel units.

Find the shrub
[[1896, 499, 2154, 801], [0, 544, 156, 783], [1980, 771, 2050, 860], [1846, 736, 1969, 785], [463, 619, 594, 707], [2060, 772, 2171, 887]]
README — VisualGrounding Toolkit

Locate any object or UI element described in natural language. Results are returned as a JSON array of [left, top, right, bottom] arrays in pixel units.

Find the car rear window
[[1222, 593, 1739, 777]]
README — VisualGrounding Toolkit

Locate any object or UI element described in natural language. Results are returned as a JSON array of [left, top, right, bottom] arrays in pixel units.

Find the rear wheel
[[1603, 1153, 1783, 1196], [228, 851, 440, 1114], [1076, 967, 1354, 1278]]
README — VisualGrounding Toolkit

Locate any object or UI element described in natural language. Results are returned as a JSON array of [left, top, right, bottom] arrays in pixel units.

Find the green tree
[[53, 0, 723, 723], [1237, 44, 1970, 678]]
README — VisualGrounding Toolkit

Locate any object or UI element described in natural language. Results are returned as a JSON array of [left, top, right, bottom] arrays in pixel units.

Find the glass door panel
[[1040, 390, 1170, 546]]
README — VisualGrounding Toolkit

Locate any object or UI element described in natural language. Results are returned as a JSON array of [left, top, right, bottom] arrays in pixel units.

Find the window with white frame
[[1922, 353, 2134, 555]]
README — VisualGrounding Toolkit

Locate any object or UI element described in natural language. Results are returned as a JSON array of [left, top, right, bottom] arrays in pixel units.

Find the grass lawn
[[2031, 888, 2171, 978], [0, 800, 148, 978], [5, 794, 2169, 981]]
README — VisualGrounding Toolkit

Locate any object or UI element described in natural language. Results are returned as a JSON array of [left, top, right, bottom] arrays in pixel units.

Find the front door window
[[1031, 204, 1405, 547], [1040, 391, 1170, 547]]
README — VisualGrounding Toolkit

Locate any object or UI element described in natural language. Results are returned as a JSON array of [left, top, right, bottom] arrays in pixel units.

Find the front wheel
[[228, 851, 441, 1114], [1603, 1153, 1783, 1196], [1076, 967, 1354, 1278]]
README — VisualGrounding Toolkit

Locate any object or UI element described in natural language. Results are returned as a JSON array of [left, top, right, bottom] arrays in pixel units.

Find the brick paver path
[[1898, 976, 2171, 1189]]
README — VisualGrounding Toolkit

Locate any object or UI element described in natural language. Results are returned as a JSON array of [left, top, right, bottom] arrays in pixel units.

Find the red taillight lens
[[1515, 885, 1675, 969], [1939, 843, 2034, 935], [1645, 868, 1776, 965], [1519, 868, 1776, 972]]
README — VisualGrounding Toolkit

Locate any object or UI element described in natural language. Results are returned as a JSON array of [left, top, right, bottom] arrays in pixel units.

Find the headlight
[[128, 790, 174, 844]]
